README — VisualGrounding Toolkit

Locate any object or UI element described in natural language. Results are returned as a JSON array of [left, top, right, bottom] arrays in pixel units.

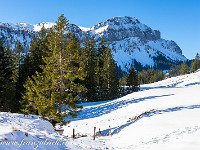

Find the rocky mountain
[[0, 16, 187, 71]]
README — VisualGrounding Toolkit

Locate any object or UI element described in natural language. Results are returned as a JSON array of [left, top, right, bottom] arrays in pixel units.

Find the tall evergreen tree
[[126, 65, 140, 93], [29, 25, 49, 74], [0, 39, 15, 111], [10, 41, 24, 112], [23, 14, 86, 122], [11, 41, 23, 83], [20, 26, 50, 112], [190, 53, 200, 73], [179, 60, 189, 75], [82, 36, 97, 101], [101, 46, 119, 100], [94, 38, 119, 101]]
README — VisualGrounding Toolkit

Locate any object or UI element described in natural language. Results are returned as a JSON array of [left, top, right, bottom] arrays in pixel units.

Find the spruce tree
[[94, 38, 119, 101], [29, 25, 49, 74], [0, 39, 15, 111], [9, 41, 24, 112], [190, 53, 200, 73], [126, 65, 140, 93], [179, 60, 189, 75], [101, 46, 119, 100], [11, 41, 23, 83], [82, 36, 97, 101], [95, 38, 105, 101], [23, 14, 86, 122]]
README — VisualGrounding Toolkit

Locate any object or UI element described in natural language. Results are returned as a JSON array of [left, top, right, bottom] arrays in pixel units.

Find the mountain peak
[[106, 16, 140, 24], [0, 16, 187, 71], [90, 16, 144, 31]]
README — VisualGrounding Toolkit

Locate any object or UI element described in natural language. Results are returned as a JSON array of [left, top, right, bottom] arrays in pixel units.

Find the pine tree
[[23, 14, 86, 122], [126, 65, 140, 93], [190, 60, 195, 73], [94, 38, 119, 101], [179, 60, 189, 75], [190, 53, 200, 73], [0, 39, 15, 111], [29, 25, 49, 74], [19, 53, 34, 112], [82, 36, 97, 101], [11, 41, 23, 83], [101, 46, 119, 100], [8, 41, 25, 112], [21, 26, 49, 112]]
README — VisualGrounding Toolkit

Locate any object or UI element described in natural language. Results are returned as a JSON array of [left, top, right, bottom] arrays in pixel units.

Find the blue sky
[[0, 0, 200, 59]]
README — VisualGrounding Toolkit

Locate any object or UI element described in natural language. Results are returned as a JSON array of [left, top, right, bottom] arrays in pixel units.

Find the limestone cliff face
[[89, 16, 161, 42]]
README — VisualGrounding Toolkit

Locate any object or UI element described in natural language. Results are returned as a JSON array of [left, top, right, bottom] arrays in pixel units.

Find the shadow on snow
[[68, 94, 174, 121], [100, 105, 200, 136]]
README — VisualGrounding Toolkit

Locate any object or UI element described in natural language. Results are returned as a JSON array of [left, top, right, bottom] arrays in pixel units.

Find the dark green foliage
[[10, 41, 24, 112], [0, 39, 15, 112], [133, 59, 144, 72], [20, 26, 50, 113], [82, 36, 98, 101], [11, 41, 23, 83], [116, 65, 126, 78], [101, 46, 119, 100], [168, 65, 181, 77], [126, 65, 140, 93], [153, 54, 175, 70], [138, 69, 165, 84], [94, 38, 119, 101], [179, 60, 189, 75], [23, 14, 86, 122], [119, 75, 127, 86], [190, 53, 200, 73], [82, 37, 120, 102], [30, 26, 49, 74]]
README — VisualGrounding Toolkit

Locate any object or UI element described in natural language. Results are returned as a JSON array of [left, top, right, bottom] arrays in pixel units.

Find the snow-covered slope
[[1, 70, 200, 149], [0, 16, 187, 71], [0, 113, 68, 150], [63, 70, 200, 149]]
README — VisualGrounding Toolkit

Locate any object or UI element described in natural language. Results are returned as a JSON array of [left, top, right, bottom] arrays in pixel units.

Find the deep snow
[[1, 70, 200, 149]]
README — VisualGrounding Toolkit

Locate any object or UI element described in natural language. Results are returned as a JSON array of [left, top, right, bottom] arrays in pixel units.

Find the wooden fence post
[[99, 128, 101, 135], [93, 127, 96, 140], [73, 128, 75, 139], [109, 125, 112, 137]]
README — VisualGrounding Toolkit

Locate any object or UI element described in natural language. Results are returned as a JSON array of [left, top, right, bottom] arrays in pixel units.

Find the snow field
[[1, 70, 200, 149], [64, 70, 200, 149]]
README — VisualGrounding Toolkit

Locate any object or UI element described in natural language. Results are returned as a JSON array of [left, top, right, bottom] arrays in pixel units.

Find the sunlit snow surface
[[64, 69, 200, 149], [1, 70, 200, 149]]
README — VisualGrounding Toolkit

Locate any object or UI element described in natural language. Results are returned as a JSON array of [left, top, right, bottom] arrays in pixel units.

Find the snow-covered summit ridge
[[78, 16, 160, 42], [89, 16, 151, 32], [0, 22, 56, 32]]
